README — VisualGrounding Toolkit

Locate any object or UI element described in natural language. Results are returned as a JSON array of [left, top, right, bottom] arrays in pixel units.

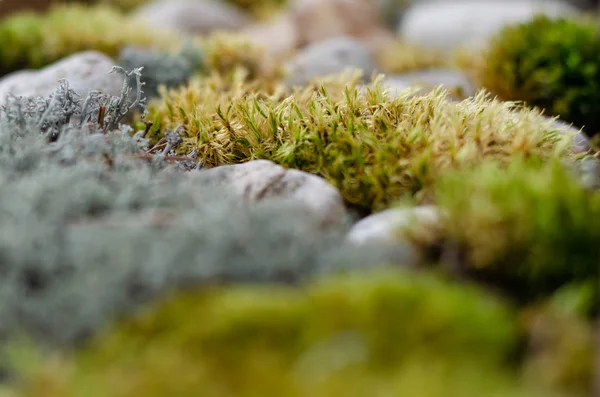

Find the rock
[[380, 69, 476, 99], [289, 0, 396, 52], [545, 117, 592, 154], [242, 12, 300, 65], [578, 156, 600, 190], [284, 36, 377, 87], [0, 51, 125, 106], [347, 206, 442, 247], [399, 0, 580, 51], [131, 0, 251, 36], [188, 160, 348, 225]]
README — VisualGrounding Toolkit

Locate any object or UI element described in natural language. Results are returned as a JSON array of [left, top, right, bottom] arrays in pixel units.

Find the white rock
[[189, 160, 347, 225], [131, 0, 251, 36], [284, 36, 376, 87], [0, 51, 124, 106], [347, 206, 441, 246], [399, 0, 579, 51]]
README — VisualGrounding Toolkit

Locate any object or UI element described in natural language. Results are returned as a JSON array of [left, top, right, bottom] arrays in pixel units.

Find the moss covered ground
[[0, 2, 598, 397]]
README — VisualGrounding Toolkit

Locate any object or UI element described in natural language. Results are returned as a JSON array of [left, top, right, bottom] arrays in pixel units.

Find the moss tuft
[[435, 157, 600, 301], [376, 40, 449, 74], [471, 15, 600, 137], [142, 72, 572, 212], [8, 271, 562, 397], [0, 4, 175, 76]]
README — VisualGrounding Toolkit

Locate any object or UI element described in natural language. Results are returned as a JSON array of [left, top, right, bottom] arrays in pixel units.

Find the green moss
[[141, 72, 572, 212], [0, 4, 175, 76], [473, 15, 600, 137], [376, 39, 449, 74], [9, 271, 566, 397], [435, 157, 600, 301], [222, 0, 287, 19]]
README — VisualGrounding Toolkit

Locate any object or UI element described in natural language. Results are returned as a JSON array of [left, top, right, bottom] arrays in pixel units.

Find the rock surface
[[290, 0, 396, 51], [188, 160, 348, 225], [131, 0, 251, 36], [0, 51, 125, 106], [284, 36, 377, 87], [380, 69, 476, 99], [346, 206, 441, 246], [399, 0, 579, 51]]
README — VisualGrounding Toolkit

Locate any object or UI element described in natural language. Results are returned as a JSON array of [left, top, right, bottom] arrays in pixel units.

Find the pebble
[[0, 51, 125, 107]]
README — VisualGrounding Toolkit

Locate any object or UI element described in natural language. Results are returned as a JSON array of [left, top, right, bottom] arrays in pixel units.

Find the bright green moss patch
[[436, 157, 600, 301], [9, 271, 565, 397], [142, 72, 572, 211], [472, 15, 600, 137], [0, 4, 175, 76]]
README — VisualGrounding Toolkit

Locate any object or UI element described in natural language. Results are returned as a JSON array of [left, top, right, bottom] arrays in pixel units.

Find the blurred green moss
[[8, 271, 569, 397], [0, 4, 175, 76], [435, 157, 600, 302], [473, 15, 600, 138]]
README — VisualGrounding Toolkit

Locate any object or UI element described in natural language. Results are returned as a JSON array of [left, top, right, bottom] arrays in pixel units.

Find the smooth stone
[[0, 51, 125, 106], [347, 206, 441, 246], [284, 36, 377, 87], [289, 0, 396, 52], [188, 160, 348, 225], [381, 69, 476, 99], [399, 0, 579, 51], [131, 0, 251, 36]]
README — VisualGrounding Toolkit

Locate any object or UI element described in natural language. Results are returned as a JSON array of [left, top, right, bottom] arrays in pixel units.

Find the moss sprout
[[142, 71, 573, 212]]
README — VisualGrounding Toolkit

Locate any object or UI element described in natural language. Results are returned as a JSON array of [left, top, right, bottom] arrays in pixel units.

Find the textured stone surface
[[188, 160, 348, 225], [131, 0, 251, 36], [0, 51, 124, 106], [399, 0, 579, 51], [284, 36, 376, 86], [347, 206, 441, 246]]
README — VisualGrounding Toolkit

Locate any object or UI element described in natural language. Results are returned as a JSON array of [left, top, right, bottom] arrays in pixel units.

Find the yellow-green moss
[[0, 4, 176, 76], [222, 0, 287, 19], [8, 271, 569, 397], [435, 157, 600, 300], [141, 71, 573, 211], [376, 40, 449, 74]]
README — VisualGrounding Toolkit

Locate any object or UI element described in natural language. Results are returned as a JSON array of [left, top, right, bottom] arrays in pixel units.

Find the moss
[[435, 157, 600, 301], [222, 0, 287, 19], [471, 15, 600, 138], [0, 4, 175, 76], [520, 285, 596, 396], [8, 271, 565, 397], [376, 39, 449, 74], [141, 71, 572, 212]]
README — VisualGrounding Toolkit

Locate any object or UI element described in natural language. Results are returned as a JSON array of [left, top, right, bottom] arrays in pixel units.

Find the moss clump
[[435, 157, 600, 301], [472, 15, 600, 138], [9, 271, 562, 397], [222, 0, 287, 19], [142, 72, 572, 212], [376, 40, 449, 74], [0, 4, 175, 76]]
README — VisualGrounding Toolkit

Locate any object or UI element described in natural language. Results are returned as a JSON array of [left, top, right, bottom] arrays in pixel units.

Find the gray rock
[[546, 117, 592, 154], [188, 160, 348, 225], [284, 36, 377, 87], [346, 205, 441, 246], [399, 0, 579, 51], [0, 51, 124, 106], [381, 69, 476, 99], [131, 0, 251, 36], [579, 156, 600, 190]]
